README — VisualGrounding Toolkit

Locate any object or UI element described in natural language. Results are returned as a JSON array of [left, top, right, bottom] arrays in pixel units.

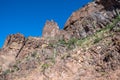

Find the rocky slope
[[0, 0, 120, 80]]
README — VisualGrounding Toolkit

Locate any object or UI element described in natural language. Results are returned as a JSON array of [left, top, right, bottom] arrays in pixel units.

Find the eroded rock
[[64, 0, 120, 39], [42, 20, 60, 39]]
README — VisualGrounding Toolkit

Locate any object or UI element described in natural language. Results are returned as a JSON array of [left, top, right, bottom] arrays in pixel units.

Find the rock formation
[[0, 33, 46, 71], [64, 0, 120, 38], [0, 0, 120, 80], [42, 20, 60, 39]]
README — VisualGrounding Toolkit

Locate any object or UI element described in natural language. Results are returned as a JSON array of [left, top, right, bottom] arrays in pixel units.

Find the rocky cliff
[[0, 0, 120, 80], [64, 0, 120, 38]]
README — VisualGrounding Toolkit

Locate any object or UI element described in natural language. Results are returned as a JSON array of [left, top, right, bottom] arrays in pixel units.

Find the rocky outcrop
[[64, 0, 120, 38], [1, 30, 120, 80], [90, 32, 120, 72], [42, 20, 60, 39], [0, 0, 120, 80], [42, 20, 73, 41], [1, 33, 46, 58], [0, 33, 25, 71], [0, 33, 47, 71], [16, 37, 46, 58], [3, 33, 25, 50]]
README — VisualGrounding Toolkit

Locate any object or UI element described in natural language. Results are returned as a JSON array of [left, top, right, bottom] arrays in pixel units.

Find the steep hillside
[[0, 0, 120, 80]]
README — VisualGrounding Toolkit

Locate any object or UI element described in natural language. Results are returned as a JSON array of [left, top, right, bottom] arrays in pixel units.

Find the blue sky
[[0, 0, 91, 48]]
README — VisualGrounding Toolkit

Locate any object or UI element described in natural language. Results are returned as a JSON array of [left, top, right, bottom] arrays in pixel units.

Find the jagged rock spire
[[42, 20, 60, 39]]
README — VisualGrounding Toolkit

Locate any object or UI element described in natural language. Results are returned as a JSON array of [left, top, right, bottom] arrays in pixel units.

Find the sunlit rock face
[[0, 0, 120, 80], [3, 33, 25, 50], [42, 20, 60, 39], [0, 33, 46, 71], [64, 0, 120, 39]]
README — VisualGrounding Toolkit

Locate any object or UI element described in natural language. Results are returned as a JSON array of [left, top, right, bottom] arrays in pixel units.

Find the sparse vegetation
[[76, 14, 120, 48], [48, 14, 119, 50], [48, 14, 120, 50], [57, 38, 78, 49], [51, 48, 57, 64], [31, 51, 37, 58], [0, 1, 120, 79], [8, 64, 20, 73], [61, 53, 71, 60], [94, 36, 102, 44], [41, 63, 50, 71], [3, 69, 11, 75]]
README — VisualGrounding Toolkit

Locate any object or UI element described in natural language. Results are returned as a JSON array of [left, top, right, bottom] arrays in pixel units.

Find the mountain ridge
[[0, 0, 120, 80]]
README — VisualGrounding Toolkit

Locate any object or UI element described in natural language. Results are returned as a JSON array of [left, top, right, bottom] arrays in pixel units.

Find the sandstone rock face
[[64, 0, 120, 39]]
